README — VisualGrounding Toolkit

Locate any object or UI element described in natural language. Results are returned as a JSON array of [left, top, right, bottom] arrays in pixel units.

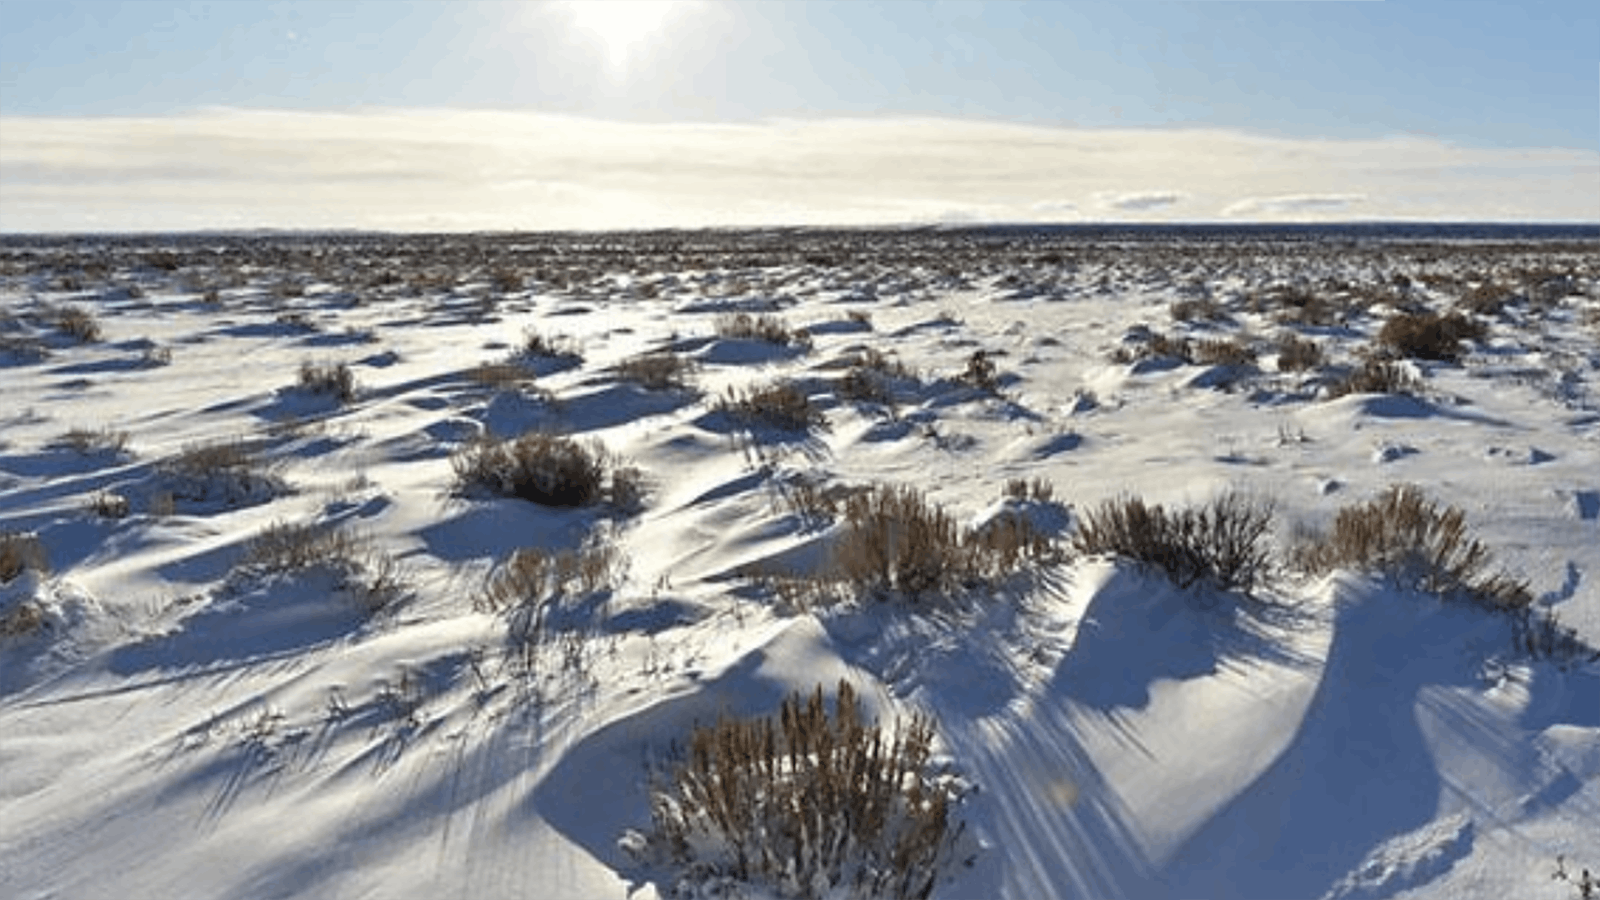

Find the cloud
[[1095, 191, 1184, 212], [1222, 194, 1367, 217], [1, 109, 1595, 231], [1030, 200, 1078, 216]]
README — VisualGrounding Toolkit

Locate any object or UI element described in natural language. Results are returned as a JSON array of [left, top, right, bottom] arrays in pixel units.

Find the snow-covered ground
[[2, 229, 1598, 900]]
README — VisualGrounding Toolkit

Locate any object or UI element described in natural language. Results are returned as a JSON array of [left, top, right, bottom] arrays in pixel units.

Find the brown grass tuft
[[522, 327, 583, 362], [478, 542, 624, 614], [1004, 477, 1055, 504], [87, 491, 131, 518], [1169, 297, 1228, 323], [243, 520, 409, 611], [958, 350, 1000, 391], [825, 483, 1055, 599], [466, 361, 539, 392], [1252, 285, 1346, 327]]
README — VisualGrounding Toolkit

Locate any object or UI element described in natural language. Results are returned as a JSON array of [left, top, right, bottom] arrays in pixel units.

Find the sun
[[559, 0, 689, 74]]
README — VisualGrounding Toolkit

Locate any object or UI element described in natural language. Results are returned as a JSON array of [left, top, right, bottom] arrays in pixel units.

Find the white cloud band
[[1, 109, 1594, 231]]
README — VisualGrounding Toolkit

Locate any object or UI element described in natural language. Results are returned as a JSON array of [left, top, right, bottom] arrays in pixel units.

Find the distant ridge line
[[2, 222, 1596, 248]]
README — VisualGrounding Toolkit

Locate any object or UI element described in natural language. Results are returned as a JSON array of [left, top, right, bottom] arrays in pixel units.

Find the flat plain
[[2, 227, 1598, 900]]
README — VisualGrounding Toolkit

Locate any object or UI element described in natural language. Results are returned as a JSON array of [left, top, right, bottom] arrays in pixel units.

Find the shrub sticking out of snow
[[799, 482, 1057, 602], [452, 431, 635, 508], [52, 304, 103, 343], [1275, 332, 1325, 373], [241, 520, 410, 612], [1071, 491, 1276, 595], [1291, 484, 1530, 609], [478, 542, 624, 615], [296, 359, 357, 403], [478, 540, 625, 672], [615, 350, 696, 391], [521, 327, 583, 364], [49, 426, 130, 456], [714, 312, 812, 350], [717, 381, 826, 433], [1374, 310, 1485, 362], [1, 531, 49, 587], [644, 680, 970, 900], [1327, 359, 1421, 398], [153, 437, 289, 509]]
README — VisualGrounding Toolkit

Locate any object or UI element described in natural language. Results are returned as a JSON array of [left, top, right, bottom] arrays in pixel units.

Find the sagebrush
[[646, 680, 965, 900], [1327, 359, 1420, 398], [243, 520, 408, 612], [297, 360, 357, 403], [1291, 484, 1530, 609], [616, 351, 695, 391], [718, 382, 825, 432], [452, 431, 637, 508], [825, 483, 1055, 600], [1072, 491, 1275, 594], [1375, 311, 1485, 362], [1, 531, 49, 584], [714, 312, 811, 349]]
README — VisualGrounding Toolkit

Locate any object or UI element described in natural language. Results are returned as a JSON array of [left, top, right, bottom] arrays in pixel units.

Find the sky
[[0, 0, 1596, 232]]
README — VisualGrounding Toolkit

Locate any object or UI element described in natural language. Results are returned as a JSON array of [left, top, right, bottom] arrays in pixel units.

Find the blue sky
[[2, 1, 1596, 231]]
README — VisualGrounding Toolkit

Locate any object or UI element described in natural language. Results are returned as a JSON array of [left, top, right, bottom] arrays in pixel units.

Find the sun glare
[[561, 0, 688, 73]]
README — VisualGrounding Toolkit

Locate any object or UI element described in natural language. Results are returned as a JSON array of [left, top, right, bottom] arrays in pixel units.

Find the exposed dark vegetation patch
[[478, 542, 624, 615], [957, 349, 1000, 391], [1249, 285, 1349, 327], [243, 520, 409, 611], [52, 305, 104, 343], [1169, 296, 1229, 323], [1374, 311, 1486, 362], [836, 347, 913, 406], [522, 327, 583, 363], [157, 438, 286, 506], [452, 431, 638, 508]]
